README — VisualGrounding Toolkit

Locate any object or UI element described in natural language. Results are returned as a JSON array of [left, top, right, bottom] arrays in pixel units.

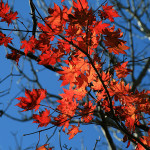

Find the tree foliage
[[0, 0, 150, 149]]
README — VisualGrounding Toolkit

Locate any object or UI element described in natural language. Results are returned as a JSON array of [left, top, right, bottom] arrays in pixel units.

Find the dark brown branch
[[7, 44, 62, 72], [0, 27, 41, 33], [1, 111, 33, 122], [132, 58, 150, 92], [29, 0, 37, 37]]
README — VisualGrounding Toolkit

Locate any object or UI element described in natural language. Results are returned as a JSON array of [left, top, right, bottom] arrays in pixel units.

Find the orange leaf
[[36, 144, 48, 150], [36, 144, 53, 150], [20, 36, 37, 55], [114, 61, 132, 78], [67, 125, 82, 140], [0, 31, 13, 47], [99, 3, 120, 22], [33, 109, 51, 127], [73, 0, 89, 11], [16, 89, 47, 111], [103, 25, 129, 55], [80, 101, 96, 123]]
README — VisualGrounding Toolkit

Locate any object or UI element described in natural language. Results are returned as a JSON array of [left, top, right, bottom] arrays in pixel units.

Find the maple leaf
[[99, 3, 120, 22], [36, 144, 48, 150], [57, 63, 81, 87], [38, 48, 64, 66], [6, 50, 20, 65], [16, 89, 47, 111], [37, 23, 55, 40], [57, 38, 72, 54], [114, 61, 132, 78], [136, 132, 150, 150], [94, 21, 110, 35], [96, 90, 107, 102], [57, 97, 78, 117], [33, 109, 51, 127], [75, 35, 95, 54], [45, 3, 72, 34], [53, 114, 70, 132], [57, 88, 79, 117], [0, 1, 18, 25], [103, 25, 129, 55], [67, 125, 82, 140], [58, 57, 90, 87], [1, 11, 18, 26], [0, 31, 12, 47], [70, 0, 95, 27], [46, 3, 61, 26], [73, 87, 87, 100], [75, 73, 88, 89], [65, 24, 83, 37], [80, 101, 96, 123], [0, 1, 10, 16], [134, 90, 150, 115], [20, 35, 37, 56], [38, 50, 53, 65], [36, 144, 53, 150], [86, 62, 102, 84], [73, 0, 89, 11], [109, 79, 130, 94], [124, 105, 137, 131], [91, 71, 110, 91]]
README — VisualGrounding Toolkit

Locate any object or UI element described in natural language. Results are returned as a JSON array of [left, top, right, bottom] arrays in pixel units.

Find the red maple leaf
[[1, 11, 18, 26], [45, 3, 72, 34], [0, 31, 12, 47], [96, 90, 107, 102], [57, 88, 79, 118], [36, 144, 53, 150], [114, 61, 132, 78], [46, 3, 63, 27], [6, 50, 20, 65], [38, 48, 64, 66], [16, 89, 47, 111], [124, 105, 137, 131], [108, 79, 130, 98], [67, 125, 82, 140], [53, 114, 70, 132], [70, 0, 95, 27], [93, 21, 109, 35], [33, 109, 51, 127], [0, 1, 18, 25], [0, 1, 10, 17], [36, 144, 47, 150], [73, 0, 89, 11], [80, 101, 96, 123], [136, 131, 150, 150], [20, 35, 37, 55], [37, 23, 55, 40], [103, 25, 129, 54], [91, 71, 110, 91], [99, 3, 120, 22], [58, 63, 81, 87]]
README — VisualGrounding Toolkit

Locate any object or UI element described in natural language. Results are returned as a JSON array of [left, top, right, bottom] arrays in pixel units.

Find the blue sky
[[0, 0, 149, 150]]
